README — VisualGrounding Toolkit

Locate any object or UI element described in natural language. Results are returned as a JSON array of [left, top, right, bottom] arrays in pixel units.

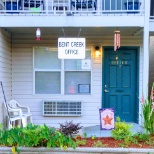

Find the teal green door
[[103, 48, 138, 122]]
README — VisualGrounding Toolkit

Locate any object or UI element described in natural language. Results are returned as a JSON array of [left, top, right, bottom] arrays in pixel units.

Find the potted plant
[[124, 0, 141, 13]]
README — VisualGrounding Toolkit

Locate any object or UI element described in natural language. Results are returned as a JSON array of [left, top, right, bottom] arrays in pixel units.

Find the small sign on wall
[[81, 59, 91, 69], [99, 108, 114, 130], [58, 38, 86, 59], [78, 84, 90, 93]]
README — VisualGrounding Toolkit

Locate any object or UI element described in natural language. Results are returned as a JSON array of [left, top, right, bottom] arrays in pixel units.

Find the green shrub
[[111, 117, 133, 140], [75, 139, 86, 146], [133, 132, 149, 142], [93, 140, 103, 147], [0, 124, 76, 153]]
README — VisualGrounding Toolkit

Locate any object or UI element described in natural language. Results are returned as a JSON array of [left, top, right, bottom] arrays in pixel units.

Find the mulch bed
[[76, 137, 154, 148]]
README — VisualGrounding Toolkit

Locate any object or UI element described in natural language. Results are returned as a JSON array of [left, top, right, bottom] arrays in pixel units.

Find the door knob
[[104, 89, 109, 92]]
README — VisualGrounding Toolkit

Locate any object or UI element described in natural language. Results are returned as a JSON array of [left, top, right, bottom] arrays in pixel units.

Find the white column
[[139, 0, 150, 125], [142, 0, 150, 97]]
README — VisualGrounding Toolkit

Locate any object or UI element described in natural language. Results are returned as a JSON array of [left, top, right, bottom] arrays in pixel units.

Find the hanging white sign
[[58, 38, 86, 59]]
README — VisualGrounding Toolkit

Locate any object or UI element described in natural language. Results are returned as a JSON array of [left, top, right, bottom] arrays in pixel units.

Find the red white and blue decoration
[[99, 108, 115, 130]]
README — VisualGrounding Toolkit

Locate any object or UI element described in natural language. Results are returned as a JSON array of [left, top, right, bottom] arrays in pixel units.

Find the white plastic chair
[[6, 106, 24, 130], [8, 100, 33, 127]]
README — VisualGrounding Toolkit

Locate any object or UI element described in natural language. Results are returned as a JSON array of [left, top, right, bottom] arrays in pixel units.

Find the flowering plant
[[141, 83, 154, 134]]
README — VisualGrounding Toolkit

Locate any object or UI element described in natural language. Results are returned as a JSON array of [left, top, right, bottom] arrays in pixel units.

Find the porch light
[[95, 46, 100, 58], [36, 28, 41, 40], [114, 30, 120, 51]]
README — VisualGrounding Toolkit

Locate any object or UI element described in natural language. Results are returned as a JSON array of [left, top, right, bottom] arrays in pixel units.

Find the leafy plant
[[93, 140, 103, 147], [145, 138, 154, 146], [75, 139, 86, 146], [59, 121, 83, 137], [133, 132, 149, 142], [111, 117, 133, 140], [123, 137, 132, 147], [118, 135, 138, 148], [141, 83, 154, 134], [128, 136, 138, 144], [0, 124, 76, 153], [91, 135, 96, 140], [83, 132, 87, 138]]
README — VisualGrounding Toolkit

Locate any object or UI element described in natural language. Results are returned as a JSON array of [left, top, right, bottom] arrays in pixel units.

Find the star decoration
[[102, 115, 113, 125]]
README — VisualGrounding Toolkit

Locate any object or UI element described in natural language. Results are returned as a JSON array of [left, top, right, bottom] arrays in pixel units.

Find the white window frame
[[33, 46, 92, 95]]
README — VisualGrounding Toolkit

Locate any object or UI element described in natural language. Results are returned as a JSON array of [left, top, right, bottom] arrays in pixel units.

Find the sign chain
[[62, 28, 82, 37], [78, 28, 81, 37], [62, 28, 66, 37]]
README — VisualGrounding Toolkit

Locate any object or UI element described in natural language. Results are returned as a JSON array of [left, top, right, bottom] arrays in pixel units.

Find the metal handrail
[[0, 0, 145, 15]]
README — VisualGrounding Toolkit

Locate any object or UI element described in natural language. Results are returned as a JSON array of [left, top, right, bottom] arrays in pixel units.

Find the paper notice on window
[[81, 59, 91, 69]]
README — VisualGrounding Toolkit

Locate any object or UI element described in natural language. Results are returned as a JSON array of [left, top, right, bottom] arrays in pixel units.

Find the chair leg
[[7, 117, 12, 130], [8, 123, 11, 130], [17, 119, 22, 127], [7, 121, 11, 130], [12, 121, 15, 128], [8, 120, 15, 130], [22, 116, 27, 127], [30, 116, 33, 124]]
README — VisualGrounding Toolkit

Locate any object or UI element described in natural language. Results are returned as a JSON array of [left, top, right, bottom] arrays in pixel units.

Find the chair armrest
[[8, 108, 23, 117], [16, 104, 31, 113]]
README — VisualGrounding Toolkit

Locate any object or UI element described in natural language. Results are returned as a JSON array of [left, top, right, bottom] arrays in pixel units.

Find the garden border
[[1, 147, 154, 153]]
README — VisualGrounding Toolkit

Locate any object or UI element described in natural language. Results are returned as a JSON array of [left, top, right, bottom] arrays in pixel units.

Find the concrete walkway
[[82, 123, 144, 137]]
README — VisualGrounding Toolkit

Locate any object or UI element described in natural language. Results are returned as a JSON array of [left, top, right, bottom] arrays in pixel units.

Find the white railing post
[[68, 0, 70, 12], [133, 0, 134, 11], [103, 0, 105, 11], [46, 0, 48, 14]]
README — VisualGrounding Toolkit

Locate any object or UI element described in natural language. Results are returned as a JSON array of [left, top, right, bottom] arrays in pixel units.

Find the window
[[35, 72, 61, 94], [33, 47, 92, 94]]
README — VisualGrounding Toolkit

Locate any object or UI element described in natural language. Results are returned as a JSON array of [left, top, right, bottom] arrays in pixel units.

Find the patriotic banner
[[99, 108, 115, 130]]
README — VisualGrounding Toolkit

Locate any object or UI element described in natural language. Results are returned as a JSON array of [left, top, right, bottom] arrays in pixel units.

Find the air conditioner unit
[[43, 101, 82, 116]]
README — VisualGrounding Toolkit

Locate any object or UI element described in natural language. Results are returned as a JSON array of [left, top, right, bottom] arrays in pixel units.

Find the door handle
[[104, 89, 109, 92]]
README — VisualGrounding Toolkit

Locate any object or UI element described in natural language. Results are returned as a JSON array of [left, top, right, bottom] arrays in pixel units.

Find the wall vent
[[43, 101, 82, 116]]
